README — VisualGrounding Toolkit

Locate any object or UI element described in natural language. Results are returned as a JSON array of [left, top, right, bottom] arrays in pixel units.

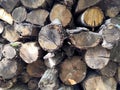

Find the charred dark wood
[[12, 7, 27, 23], [59, 56, 87, 85]]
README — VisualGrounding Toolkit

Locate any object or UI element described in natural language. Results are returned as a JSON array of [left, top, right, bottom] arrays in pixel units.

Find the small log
[[75, 0, 101, 13], [12, 7, 27, 23], [26, 9, 49, 26], [0, 0, 19, 12], [20, 0, 53, 9], [99, 61, 117, 77], [80, 7, 104, 27], [20, 72, 31, 83], [83, 74, 117, 90], [0, 58, 17, 79], [59, 56, 87, 85], [14, 23, 38, 37], [2, 44, 16, 59], [26, 60, 46, 78], [38, 68, 59, 90], [44, 51, 65, 68], [0, 8, 13, 24], [38, 22, 66, 52], [50, 4, 72, 27], [85, 46, 110, 69], [28, 79, 39, 90], [2, 25, 20, 42], [70, 31, 101, 49], [0, 21, 4, 34], [19, 42, 40, 63], [106, 7, 119, 17], [58, 84, 74, 90]]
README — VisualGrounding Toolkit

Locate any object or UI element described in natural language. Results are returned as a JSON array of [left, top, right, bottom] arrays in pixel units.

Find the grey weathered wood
[[12, 7, 27, 23], [0, 58, 17, 79], [0, 44, 3, 60], [106, 7, 119, 17], [0, 0, 19, 12], [38, 68, 59, 90], [2, 44, 16, 59], [26, 9, 49, 26], [60, 56, 87, 85], [83, 74, 117, 90], [85, 46, 110, 69], [0, 21, 4, 34], [70, 31, 102, 49], [19, 42, 40, 63]]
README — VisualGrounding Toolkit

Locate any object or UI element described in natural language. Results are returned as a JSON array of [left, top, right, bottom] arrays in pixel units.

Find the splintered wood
[[0, 0, 120, 90]]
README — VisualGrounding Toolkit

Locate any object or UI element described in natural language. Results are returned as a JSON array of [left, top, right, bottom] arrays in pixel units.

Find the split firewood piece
[[80, 7, 104, 27], [28, 79, 39, 90], [59, 56, 87, 85], [2, 44, 16, 59], [110, 41, 120, 63], [106, 7, 119, 17], [20, 72, 31, 83], [0, 21, 4, 34], [58, 84, 74, 90], [19, 42, 40, 63], [12, 7, 27, 23], [14, 23, 38, 37], [20, 0, 53, 9], [50, 4, 72, 27], [2, 25, 20, 42], [98, 61, 117, 77], [83, 74, 117, 90], [0, 8, 13, 24], [44, 51, 65, 68], [38, 68, 59, 90], [85, 46, 110, 69], [99, 20, 120, 49], [0, 0, 19, 12], [26, 60, 46, 78], [26, 9, 49, 26], [70, 31, 101, 49], [38, 21, 66, 52], [75, 0, 101, 13], [0, 58, 17, 79]]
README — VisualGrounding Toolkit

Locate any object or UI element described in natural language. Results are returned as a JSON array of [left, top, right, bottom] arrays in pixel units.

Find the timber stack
[[0, 0, 120, 90]]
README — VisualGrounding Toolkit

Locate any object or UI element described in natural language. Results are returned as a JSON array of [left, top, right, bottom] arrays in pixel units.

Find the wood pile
[[0, 0, 120, 90]]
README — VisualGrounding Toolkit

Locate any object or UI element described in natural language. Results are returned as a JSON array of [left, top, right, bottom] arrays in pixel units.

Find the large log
[[26, 9, 49, 26], [70, 31, 101, 49], [19, 42, 40, 63], [50, 4, 72, 27], [12, 7, 27, 23], [59, 56, 87, 85], [83, 74, 117, 90], [85, 46, 110, 69], [38, 68, 59, 90]]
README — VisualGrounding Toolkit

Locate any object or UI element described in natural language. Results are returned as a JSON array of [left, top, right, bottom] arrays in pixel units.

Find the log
[[12, 7, 27, 23], [20, 0, 53, 9], [85, 46, 110, 69], [44, 51, 65, 68], [59, 56, 87, 85], [26, 60, 46, 78], [2, 25, 20, 42], [0, 80, 14, 89], [116, 66, 120, 84], [26, 9, 49, 26], [83, 74, 117, 90], [70, 31, 102, 49], [20, 72, 31, 83], [14, 23, 38, 37], [0, 58, 17, 79], [2, 44, 16, 59], [7, 84, 28, 90], [80, 7, 104, 27], [19, 42, 40, 63], [0, 0, 19, 12], [38, 68, 59, 90], [50, 4, 72, 27], [38, 22, 66, 52], [28, 79, 39, 90], [0, 8, 13, 25], [75, 0, 101, 13], [0, 21, 4, 34], [99, 61, 117, 77]]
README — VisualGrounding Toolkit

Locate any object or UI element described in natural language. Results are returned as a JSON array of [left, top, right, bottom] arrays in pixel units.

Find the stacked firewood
[[0, 0, 120, 90]]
